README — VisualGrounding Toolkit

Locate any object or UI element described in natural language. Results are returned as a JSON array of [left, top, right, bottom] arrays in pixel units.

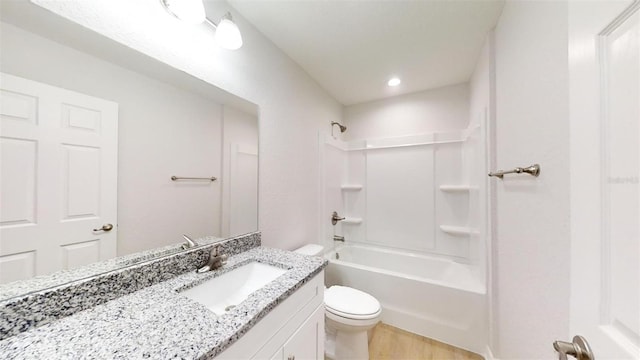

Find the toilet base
[[335, 328, 370, 359], [325, 315, 378, 360], [325, 328, 370, 360], [325, 328, 336, 360]]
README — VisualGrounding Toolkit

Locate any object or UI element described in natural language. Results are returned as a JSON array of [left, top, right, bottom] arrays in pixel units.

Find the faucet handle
[[181, 234, 197, 250], [331, 211, 346, 225]]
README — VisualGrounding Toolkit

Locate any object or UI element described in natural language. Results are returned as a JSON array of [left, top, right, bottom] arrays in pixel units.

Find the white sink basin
[[179, 262, 287, 315]]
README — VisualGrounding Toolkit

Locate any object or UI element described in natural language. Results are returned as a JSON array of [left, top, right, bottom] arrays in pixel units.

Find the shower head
[[331, 121, 347, 133]]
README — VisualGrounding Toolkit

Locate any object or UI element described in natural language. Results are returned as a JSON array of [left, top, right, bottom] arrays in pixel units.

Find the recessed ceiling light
[[387, 77, 401, 87]]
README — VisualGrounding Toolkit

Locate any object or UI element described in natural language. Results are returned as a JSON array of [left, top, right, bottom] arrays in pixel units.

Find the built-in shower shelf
[[439, 185, 475, 193], [439, 225, 477, 236], [341, 184, 363, 191], [342, 218, 363, 225]]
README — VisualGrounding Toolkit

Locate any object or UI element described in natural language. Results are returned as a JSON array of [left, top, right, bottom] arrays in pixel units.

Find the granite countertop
[[0, 247, 327, 360]]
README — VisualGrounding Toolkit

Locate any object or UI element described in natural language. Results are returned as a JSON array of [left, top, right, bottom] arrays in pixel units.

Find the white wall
[[0, 22, 226, 256], [343, 83, 469, 140], [469, 36, 493, 131], [29, 0, 343, 251], [493, 1, 570, 358]]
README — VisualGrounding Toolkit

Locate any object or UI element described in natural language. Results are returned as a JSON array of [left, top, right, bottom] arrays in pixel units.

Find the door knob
[[93, 223, 114, 232], [553, 335, 594, 360]]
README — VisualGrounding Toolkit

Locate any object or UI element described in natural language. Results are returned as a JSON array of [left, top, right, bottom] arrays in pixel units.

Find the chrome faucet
[[181, 234, 198, 250], [197, 246, 228, 273], [333, 235, 345, 242]]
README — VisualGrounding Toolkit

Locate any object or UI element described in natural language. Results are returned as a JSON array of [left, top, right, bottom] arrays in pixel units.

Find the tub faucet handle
[[331, 211, 345, 225], [333, 235, 345, 242]]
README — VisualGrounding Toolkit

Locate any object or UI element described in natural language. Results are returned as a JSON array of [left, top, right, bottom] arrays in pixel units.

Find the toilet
[[294, 244, 381, 360]]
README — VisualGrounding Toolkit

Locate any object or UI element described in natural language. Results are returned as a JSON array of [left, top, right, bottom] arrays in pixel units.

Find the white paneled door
[[228, 143, 258, 237], [0, 73, 118, 284], [570, 1, 640, 358]]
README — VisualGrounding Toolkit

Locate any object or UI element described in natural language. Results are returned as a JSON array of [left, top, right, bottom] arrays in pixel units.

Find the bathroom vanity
[[0, 233, 327, 359], [217, 271, 324, 360]]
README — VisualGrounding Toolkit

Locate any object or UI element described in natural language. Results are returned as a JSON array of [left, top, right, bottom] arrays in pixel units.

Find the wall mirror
[[0, 2, 259, 299]]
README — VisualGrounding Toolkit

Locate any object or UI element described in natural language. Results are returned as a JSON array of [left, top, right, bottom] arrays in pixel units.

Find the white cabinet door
[[0, 73, 118, 283], [282, 305, 324, 360], [569, 1, 640, 358], [216, 273, 324, 360]]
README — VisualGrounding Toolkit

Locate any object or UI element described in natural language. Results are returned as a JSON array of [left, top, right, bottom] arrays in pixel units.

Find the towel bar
[[488, 164, 540, 179]]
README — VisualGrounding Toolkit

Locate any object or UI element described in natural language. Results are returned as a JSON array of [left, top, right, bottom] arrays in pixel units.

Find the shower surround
[[319, 122, 488, 353]]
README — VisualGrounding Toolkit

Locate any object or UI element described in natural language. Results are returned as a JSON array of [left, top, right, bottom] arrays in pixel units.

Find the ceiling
[[225, 0, 504, 105]]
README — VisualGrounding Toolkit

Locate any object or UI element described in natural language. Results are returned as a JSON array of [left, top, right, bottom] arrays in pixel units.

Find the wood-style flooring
[[368, 323, 484, 360]]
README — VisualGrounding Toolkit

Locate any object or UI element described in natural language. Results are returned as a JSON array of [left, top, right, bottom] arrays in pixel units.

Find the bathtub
[[324, 244, 486, 354]]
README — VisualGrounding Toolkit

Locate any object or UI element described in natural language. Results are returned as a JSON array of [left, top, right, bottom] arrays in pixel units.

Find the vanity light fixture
[[161, 0, 243, 50], [160, 0, 206, 25], [207, 13, 243, 50], [387, 77, 401, 87]]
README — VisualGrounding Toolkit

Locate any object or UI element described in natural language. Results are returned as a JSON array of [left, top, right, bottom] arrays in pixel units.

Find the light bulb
[[162, 0, 206, 25], [215, 17, 243, 50]]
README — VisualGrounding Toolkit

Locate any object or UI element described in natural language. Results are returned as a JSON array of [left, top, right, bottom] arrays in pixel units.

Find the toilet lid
[[325, 286, 381, 319]]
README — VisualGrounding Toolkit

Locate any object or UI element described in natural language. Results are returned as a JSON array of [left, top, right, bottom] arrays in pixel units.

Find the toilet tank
[[293, 244, 324, 256]]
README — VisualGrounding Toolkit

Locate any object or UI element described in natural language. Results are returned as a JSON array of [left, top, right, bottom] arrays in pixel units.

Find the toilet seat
[[326, 306, 382, 321], [325, 286, 381, 320]]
